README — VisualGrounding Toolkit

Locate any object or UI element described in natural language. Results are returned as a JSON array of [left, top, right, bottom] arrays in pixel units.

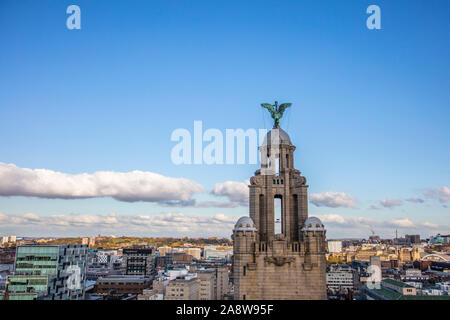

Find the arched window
[[274, 195, 282, 235]]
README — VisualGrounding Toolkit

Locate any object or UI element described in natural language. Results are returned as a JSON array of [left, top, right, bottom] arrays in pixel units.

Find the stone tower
[[232, 127, 327, 300]]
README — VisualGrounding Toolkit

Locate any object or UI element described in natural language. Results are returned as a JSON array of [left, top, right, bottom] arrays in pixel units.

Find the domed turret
[[234, 216, 257, 231], [233, 216, 257, 254], [302, 217, 325, 231], [261, 127, 292, 147]]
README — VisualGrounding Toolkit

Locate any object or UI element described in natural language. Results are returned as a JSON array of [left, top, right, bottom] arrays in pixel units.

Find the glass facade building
[[7, 245, 88, 300]]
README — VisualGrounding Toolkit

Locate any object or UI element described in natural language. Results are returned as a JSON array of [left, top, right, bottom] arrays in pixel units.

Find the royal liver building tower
[[232, 102, 327, 300]]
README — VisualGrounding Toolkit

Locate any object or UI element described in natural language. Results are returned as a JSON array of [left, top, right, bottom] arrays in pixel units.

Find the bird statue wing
[[278, 103, 292, 115], [260, 103, 274, 113]]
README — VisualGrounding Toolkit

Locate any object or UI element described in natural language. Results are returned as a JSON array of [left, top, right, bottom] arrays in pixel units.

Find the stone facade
[[232, 127, 327, 300]]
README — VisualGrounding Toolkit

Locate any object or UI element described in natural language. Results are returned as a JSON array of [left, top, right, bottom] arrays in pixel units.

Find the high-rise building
[[7, 244, 88, 300], [1, 237, 8, 245], [122, 247, 156, 276], [232, 126, 327, 300], [405, 234, 420, 245]]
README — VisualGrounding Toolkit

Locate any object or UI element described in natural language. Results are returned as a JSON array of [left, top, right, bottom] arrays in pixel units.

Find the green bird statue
[[260, 101, 292, 128]]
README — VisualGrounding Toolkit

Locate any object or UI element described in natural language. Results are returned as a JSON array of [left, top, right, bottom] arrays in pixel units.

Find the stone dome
[[234, 216, 257, 231], [261, 127, 292, 146], [302, 216, 325, 231]]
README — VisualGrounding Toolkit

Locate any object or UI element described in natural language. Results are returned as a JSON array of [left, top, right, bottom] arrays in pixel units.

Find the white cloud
[[423, 186, 450, 203], [0, 162, 204, 203], [318, 214, 346, 224], [406, 198, 425, 203], [309, 191, 356, 208], [379, 198, 403, 208], [158, 200, 240, 208], [211, 180, 249, 206], [386, 218, 415, 228]]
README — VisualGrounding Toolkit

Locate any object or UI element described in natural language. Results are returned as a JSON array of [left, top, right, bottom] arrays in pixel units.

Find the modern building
[[326, 264, 359, 293], [232, 126, 327, 300], [6, 244, 88, 300], [172, 252, 193, 264], [122, 247, 156, 276], [405, 235, 420, 245], [203, 246, 233, 259], [94, 275, 151, 296], [155, 254, 173, 268]]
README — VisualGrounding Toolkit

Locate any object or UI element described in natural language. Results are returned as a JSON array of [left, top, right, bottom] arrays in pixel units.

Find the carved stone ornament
[[264, 256, 295, 266]]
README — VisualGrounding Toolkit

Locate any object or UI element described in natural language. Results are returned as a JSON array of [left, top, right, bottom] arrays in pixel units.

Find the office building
[[7, 245, 88, 300], [122, 247, 155, 276]]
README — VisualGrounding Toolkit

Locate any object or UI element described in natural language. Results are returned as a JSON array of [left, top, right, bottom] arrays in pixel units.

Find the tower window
[[274, 196, 282, 235], [243, 266, 246, 276]]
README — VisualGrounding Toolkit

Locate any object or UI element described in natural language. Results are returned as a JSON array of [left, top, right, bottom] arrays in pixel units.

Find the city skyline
[[1, 0, 449, 239]]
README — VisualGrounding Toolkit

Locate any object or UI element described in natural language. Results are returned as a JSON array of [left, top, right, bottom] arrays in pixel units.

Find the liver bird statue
[[260, 101, 292, 128]]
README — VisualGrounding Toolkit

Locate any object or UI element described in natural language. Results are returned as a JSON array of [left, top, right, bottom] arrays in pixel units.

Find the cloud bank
[[0, 163, 204, 203], [379, 198, 403, 208], [211, 180, 249, 206], [423, 186, 450, 203], [0, 212, 238, 238], [317, 213, 445, 238], [309, 191, 356, 208]]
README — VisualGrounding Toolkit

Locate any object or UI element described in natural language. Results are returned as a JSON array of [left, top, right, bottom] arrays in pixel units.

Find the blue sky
[[0, 0, 449, 238]]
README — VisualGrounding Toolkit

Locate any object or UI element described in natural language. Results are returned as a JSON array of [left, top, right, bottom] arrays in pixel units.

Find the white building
[[203, 245, 233, 259], [326, 264, 359, 293]]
